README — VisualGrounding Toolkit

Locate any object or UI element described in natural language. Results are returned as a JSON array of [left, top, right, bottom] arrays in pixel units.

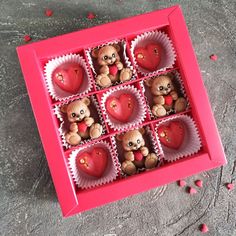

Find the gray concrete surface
[[0, 0, 236, 235]]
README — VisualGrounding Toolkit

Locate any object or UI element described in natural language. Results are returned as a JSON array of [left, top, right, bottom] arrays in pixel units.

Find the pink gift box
[[17, 5, 226, 217]]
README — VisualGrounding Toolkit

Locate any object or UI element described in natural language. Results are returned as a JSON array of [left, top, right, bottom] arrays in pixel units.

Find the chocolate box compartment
[[85, 39, 136, 90], [143, 70, 190, 120], [41, 49, 96, 104], [115, 124, 162, 176], [17, 6, 226, 217], [54, 95, 107, 149]]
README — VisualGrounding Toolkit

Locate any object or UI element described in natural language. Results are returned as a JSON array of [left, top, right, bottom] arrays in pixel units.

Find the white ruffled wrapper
[[130, 31, 176, 76], [68, 140, 121, 189], [85, 40, 136, 89], [142, 70, 190, 119], [44, 54, 93, 101], [54, 95, 106, 149], [155, 114, 201, 162], [100, 85, 146, 131]]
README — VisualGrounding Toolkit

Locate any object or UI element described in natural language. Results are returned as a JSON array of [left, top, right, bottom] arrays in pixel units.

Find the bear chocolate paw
[[66, 132, 81, 146], [122, 160, 137, 175], [119, 68, 132, 83], [96, 74, 112, 88], [145, 153, 158, 169], [90, 123, 103, 139], [152, 104, 167, 117]]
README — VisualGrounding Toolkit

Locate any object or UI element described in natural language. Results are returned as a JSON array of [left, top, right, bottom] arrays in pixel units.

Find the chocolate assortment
[[44, 30, 201, 189]]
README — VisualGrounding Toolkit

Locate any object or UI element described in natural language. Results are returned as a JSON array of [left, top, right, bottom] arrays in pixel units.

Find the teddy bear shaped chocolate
[[92, 44, 132, 88], [61, 97, 103, 145], [116, 128, 158, 175], [145, 74, 187, 117]]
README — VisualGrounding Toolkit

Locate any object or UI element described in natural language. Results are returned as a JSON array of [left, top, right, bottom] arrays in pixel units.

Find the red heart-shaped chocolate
[[76, 147, 108, 178], [105, 93, 135, 122], [157, 121, 185, 149], [52, 63, 84, 94], [134, 43, 162, 71]]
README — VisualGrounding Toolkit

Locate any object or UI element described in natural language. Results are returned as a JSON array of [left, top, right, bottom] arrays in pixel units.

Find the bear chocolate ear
[[60, 104, 68, 113], [145, 78, 153, 87], [112, 44, 120, 52], [91, 48, 100, 58], [138, 127, 145, 135], [165, 73, 174, 79], [116, 133, 124, 141], [81, 97, 90, 106]]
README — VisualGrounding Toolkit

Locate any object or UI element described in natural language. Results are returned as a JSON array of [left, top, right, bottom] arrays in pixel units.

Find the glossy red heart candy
[[134, 43, 162, 71], [157, 121, 185, 149], [76, 147, 108, 178], [52, 63, 84, 94], [105, 93, 135, 122]]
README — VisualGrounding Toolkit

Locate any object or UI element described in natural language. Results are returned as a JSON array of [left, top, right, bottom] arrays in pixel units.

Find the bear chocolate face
[[66, 101, 89, 122], [121, 130, 145, 151], [61, 98, 91, 123], [150, 75, 174, 96], [94, 45, 120, 66]]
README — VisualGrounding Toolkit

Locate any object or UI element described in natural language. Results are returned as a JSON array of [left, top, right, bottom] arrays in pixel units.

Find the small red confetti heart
[[24, 35, 31, 42], [87, 12, 96, 19], [226, 183, 234, 190], [210, 54, 218, 61], [200, 223, 209, 233], [195, 179, 203, 188], [178, 180, 186, 187], [45, 9, 53, 17], [189, 187, 197, 194]]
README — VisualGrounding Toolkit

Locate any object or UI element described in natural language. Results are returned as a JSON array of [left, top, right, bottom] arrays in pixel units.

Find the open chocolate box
[[17, 6, 226, 217]]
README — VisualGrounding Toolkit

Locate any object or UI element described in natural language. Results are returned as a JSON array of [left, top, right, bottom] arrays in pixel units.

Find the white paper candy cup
[[44, 53, 93, 101], [85, 40, 136, 89], [68, 140, 121, 189], [155, 114, 201, 162], [100, 85, 146, 131], [130, 31, 176, 76], [54, 95, 106, 149]]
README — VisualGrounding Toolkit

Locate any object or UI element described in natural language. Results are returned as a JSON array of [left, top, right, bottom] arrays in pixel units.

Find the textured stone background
[[0, 0, 236, 235]]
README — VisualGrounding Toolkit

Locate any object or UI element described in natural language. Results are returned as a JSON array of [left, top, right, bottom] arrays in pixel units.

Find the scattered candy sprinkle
[[45, 9, 53, 17], [24, 35, 31, 42], [210, 54, 218, 61], [195, 179, 203, 188], [87, 12, 96, 19], [178, 180, 186, 187], [189, 187, 197, 194], [226, 183, 234, 190], [200, 223, 209, 233]]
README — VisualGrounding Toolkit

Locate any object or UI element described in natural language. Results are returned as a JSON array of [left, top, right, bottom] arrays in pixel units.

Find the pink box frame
[[17, 5, 226, 217]]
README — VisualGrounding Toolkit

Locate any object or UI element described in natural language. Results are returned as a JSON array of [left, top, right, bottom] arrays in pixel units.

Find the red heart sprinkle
[[24, 35, 31, 42], [226, 183, 234, 190], [195, 179, 203, 188], [109, 65, 118, 76], [164, 95, 173, 106], [134, 150, 143, 161], [178, 180, 186, 187], [210, 54, 218, 61], [45, 9, 53, 17], [157, 121, 185, 149], [200, 224, 209, 233], [189, 187, 197, 194], [77, 121, 88, 134], [87, 12, 96, 19]]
